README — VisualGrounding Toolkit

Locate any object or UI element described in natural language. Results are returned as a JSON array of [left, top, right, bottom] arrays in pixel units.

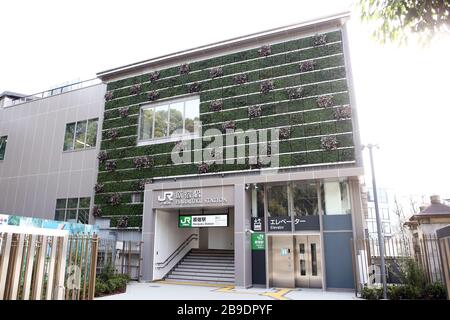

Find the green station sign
[[251, 233, 265, 250], [178, 214, 228, 228]]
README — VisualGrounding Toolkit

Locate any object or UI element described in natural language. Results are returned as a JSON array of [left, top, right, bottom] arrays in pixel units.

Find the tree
[[359, 0, 450, 44], [392, 195, 410, 255]]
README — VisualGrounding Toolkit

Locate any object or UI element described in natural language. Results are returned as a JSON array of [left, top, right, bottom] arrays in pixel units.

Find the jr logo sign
[[158, 191, 174, 204], [179, 216, 192, 228]]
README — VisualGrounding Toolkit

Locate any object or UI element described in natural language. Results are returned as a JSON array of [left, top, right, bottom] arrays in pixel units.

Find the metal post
[[364, 144, 388, 299]]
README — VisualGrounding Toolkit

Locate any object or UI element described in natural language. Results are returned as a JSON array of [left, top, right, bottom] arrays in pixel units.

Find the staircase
[[164, 249, 235, 284]]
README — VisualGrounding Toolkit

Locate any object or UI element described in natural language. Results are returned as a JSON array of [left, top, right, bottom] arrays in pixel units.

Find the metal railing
[[155, 234, 199, 269], [437, 234, 450, 299], [96, 239, 142, 281], [351, 234, 446, 294], [4, 78, 101, 107]]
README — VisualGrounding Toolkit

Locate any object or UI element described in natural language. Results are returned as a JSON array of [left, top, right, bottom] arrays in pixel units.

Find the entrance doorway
[[268, 235, 322, 288]]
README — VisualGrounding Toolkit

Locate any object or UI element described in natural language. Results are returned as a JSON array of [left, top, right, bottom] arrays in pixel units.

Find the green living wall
[[95, 29, 355, 228]]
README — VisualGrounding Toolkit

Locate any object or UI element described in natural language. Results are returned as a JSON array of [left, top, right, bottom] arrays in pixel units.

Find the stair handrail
[[154, 233, 199, 269]]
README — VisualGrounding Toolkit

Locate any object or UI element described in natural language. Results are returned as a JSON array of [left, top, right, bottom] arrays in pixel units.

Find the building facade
[[0, 82, 105, 224], [1, 12, 365, 290], [365, 187, 394, 238]]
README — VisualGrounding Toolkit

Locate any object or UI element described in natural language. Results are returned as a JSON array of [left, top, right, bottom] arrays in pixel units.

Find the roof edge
[[97, 11, 350, 81]]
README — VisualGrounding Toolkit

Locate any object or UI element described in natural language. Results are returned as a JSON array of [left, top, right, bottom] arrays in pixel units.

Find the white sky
[[1, 0, 449, 199]]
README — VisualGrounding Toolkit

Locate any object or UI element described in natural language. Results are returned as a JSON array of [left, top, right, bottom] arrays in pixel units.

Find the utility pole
[[363, 143, 388, 299]]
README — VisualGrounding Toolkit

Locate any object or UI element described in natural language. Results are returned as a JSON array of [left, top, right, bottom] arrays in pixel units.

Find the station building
[[0, 12, 365, 290]]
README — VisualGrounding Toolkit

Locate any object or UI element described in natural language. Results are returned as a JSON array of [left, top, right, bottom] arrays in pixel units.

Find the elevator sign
[[251, 233, 265, 250], [178, 214, 228, 228]]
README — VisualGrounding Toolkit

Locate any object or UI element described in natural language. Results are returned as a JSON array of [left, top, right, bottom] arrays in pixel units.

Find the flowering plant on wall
[[313, 33, 327, 46], [334, 106, 352, 120], [287, 87, 303, 99], [137, 179, 150, 191], [117, 216, 129, 228], [179, 63, 190, 75], [130, 84, 141, 95], [104, 91, 114, 101], [209, 67, 224, 79], [221, 120, 236, 133], [94, 183, 104, 194], [107, 129, 118, 140], [149, 71, 160, 82], [133, 156, 154, 169], [147, 90, 160, 101], [233, 73, 248, 85], [260, 80, 274, 94], [119, 107, 129, 118], [248, 105, 262, 119], [98, 151, 108, 163], [92, 206, 102, 217], [279, 127, 291, 140], [188, 82, 201, 93], [209, 100, 223, 112], [105, 160, 117, 172], [299, 60, 315, 72], [321, 136, 338, 150], [316, 95, 334, 108], [198, 162, 209, 174], [258, 45, 271, 57], [109, 193, 121, 206]]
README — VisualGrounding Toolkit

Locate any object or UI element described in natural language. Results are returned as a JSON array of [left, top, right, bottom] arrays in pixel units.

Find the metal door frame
[[294, 234, 322, 288]]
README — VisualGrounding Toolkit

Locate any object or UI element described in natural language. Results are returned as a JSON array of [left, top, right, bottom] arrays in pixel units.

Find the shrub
[[362, 259, 448, 300], [361, 286, 383, 300], [403, 285, 422, 299], [422, 282, 447, 300], [95, 263, 130, 297], [107, 276, 128, 293], [95, 278, 109, 295], [399, 259, 427, 289]]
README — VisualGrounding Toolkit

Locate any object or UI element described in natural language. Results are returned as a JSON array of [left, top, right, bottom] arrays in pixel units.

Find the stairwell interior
[[164, 249, 235, 284]]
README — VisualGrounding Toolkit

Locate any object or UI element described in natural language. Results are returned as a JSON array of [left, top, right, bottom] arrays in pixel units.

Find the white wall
[[208, 211, 234, 250], [153, 209, 198, 279]]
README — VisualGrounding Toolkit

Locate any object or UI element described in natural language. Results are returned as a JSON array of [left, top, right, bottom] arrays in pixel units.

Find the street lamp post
[[363, 143, 388, 299]]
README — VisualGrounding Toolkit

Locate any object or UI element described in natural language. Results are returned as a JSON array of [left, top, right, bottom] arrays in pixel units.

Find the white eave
[[97, 11, 350, 82]]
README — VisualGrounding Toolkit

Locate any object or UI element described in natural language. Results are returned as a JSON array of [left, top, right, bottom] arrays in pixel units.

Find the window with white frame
[[63, 118, 98, 151], [367, 220, 377, 234], [138, 96, 200, 144], [368, 207, 375, 219], [381, 208, 390, 220], [383, 222, 392, 235]]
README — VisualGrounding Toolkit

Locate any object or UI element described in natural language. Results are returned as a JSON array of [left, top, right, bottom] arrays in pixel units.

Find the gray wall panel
[[0, 84, 106, 221], [323, 231, 354, 289], [323, 214, 353, 231]]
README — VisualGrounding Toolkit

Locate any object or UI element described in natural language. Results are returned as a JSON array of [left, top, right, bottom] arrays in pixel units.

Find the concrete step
[[171, 271, 235, 277], [164, 278, 235, 284], [166, 274, 234, 282], [164, 249, 236, 285], [183, 257, 234, 263], [178, 261, 234, 268], [174, 265, 235, 271], [190, 251, 234, 256], [188, 253, 234, 258], [173, 268, 235, 274]]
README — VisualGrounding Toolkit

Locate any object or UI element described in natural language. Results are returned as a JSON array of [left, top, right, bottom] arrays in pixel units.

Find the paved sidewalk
[[96, 281, 359, 300]]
